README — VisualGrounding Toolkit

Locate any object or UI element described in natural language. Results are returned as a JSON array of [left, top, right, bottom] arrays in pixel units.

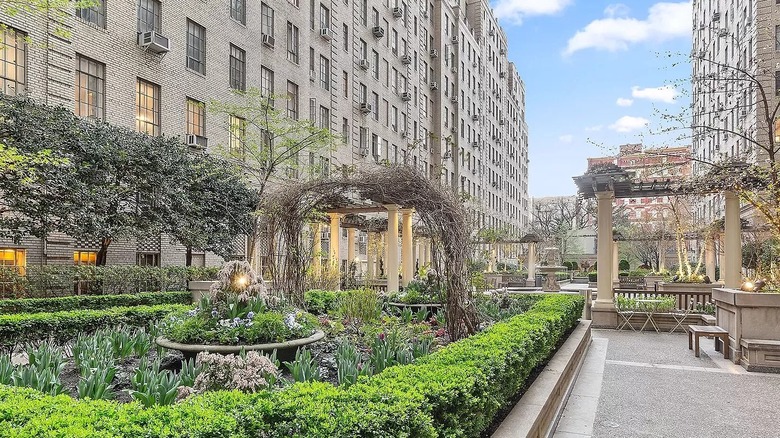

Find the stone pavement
[[553, 330, 780, 438]]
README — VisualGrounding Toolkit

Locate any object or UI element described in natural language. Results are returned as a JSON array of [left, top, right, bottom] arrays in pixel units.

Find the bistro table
[[635, 299, 663, 332]]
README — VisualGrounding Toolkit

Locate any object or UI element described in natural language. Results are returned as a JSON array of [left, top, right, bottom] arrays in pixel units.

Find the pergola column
[[367, 232, 376, 278], [595, 191, 615, 306], [705, 235, 716, 281], [612, 240, 619, 282], [401, 208, 414, 286], [386, 205, 400, 292], [347, 227, 356, 271], [311, 222, 322, 275], [526, 242, 536, 286], [659, 241, 666, 271], [381, 231, 388, 276], [328, 213, 342, 272], [723, 191, 741, 289]]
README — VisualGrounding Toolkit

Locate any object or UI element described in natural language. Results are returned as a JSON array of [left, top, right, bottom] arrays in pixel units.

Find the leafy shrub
[[0, 295, 583, 437], [284, 348, 320, 383], [303, 289, 350, 315], [192, 351, 276, 393], [618, 259, 630, 271], [0, 291, 191, 314], [128, 358, 180, 407], [0, 266, 218, 298], [588, 272, 597, 282], [0, 304, 189, 350], [335, 289, 381, 323]]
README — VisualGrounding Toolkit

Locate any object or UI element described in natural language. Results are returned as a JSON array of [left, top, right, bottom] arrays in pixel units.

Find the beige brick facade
[[0, 0, 530, 269]]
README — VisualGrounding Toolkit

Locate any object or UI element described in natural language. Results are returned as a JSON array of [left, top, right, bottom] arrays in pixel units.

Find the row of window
[[0, 248, 170, 272]]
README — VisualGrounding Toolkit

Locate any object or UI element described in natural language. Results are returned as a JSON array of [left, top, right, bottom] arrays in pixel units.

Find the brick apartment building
[[0, 0, 530, 271]]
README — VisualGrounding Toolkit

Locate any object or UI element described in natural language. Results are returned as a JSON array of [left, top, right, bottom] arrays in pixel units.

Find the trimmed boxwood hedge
[[0, 294, 583, 437], [0, 291, 191, 314], [0, 304, 190, 350]]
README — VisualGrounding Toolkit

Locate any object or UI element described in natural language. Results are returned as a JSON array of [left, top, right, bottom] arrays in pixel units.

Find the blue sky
[[494, 1, 693, 197]]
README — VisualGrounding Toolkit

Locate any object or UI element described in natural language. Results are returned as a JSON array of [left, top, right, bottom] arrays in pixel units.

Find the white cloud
[[585, 125, 603, 132], [563, 1, 691, 56], [604, 3, 631, 18], [616, 97, 634, 107], [631, 85, 679, 103], [609, 116, 649, 132], [559, 134, 574, 143], [494, 0, 572, 24]]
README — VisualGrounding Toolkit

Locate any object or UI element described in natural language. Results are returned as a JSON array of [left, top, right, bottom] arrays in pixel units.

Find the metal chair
[[670, 298, 694, 333], [616, 298, 637, 331]]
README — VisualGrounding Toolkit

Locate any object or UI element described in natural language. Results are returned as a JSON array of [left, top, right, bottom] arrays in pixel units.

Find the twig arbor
[[263, 165, 477, 340]]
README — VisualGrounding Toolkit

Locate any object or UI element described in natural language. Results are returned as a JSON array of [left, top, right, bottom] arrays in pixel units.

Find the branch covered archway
[[263, 165, 477, 340]]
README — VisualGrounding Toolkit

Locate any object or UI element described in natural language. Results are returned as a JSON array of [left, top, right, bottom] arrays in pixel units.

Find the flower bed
[[0, 294, 583, 437], [0, 291, 190, 314], [0, 304, 189, 350]]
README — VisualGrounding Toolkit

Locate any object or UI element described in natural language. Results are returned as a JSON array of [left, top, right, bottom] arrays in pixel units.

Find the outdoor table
[[635, 299, 663, 332]]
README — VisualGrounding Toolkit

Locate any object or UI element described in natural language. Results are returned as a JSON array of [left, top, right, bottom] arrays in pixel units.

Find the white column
[[386, 205, 400, 292], [526, 242, 536, 283], [347, 228, 356, 271], [367, 232, 376, 279], [401, 208, 414, 286], [328, 213, 342, 272], [705, 236, 716, 282], [658, 241, 666, 271], [596, 191, 615, 305], [311, 222, 322, 275], [723, 191, 741, 289], [612, 240, 619, 281]]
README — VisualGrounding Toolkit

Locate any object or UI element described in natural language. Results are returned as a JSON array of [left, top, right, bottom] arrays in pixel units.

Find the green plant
[[284, 348, 320, 383], [369, 329, 413, 374], [0, 304, 188, 351], [77, 364, 116, 400], [131, 329, 153, 357], [11, 366, 65, 396], [413, 308, 428, 323], [179, 358, 203, 388], [193, 351, 278, 392], [399, 307, 414, 324], [0, 354, 13, 384], [335, 289, 381, 323], [0, 291, 191, 314], [335, 341, 365, 387], [128, 358, 180, 407], [303, 289, 346, 315]]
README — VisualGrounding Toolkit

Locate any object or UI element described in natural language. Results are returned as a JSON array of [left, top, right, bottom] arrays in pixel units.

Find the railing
[[614, 288, 713, 311], [361, 279, 388, 293]]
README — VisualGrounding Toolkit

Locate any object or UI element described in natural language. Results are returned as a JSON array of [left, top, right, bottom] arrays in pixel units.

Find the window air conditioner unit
[[185, 134, 208, 149], [359, 102, 373, 113], [471, 168, 476, 174], [261, 34, 275, 48], [718, 28, 728, 37], [400, 131, 408, 138], [712, 12, 720, 21], [138, 31, 170, 53], [320, 28, 333, 40], [472, 141, 479, 148], [400, 91, 412, 101], [309, 70, 316, 81], [698, 23, 706, 31], [372, 26, 385, 38], [358, 59, 370, 70], [429, 48, 438, 58], [499, 71, 505, 78], [472, 61, 477, 67], [450, 96, 458, 104], [429, 81, 438, 90], [488, 28, 494, 36], [392, 6, 403, 18], [451, 35, 459, 44], [421, 9, 428, 18], [450, 126, 457, 133], [358, 146, 369, 157], [471, 114, 478, 121], [400, 54, 412, 64], [450, 66, 458, 74], [499, 48, 506, 55], [499, 118, 505, 125]]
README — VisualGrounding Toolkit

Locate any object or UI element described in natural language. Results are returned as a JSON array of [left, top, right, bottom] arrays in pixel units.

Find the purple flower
[[247, 312, 255, 319], [378, 332, 386, 341], [211, 310, 219, 318]]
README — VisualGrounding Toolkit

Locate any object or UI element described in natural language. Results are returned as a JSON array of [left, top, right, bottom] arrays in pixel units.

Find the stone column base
[[591, 301, 617, 328]]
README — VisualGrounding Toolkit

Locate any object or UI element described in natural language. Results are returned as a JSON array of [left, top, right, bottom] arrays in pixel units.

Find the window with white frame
[[186, 98, 205, 137], [75, 54, 105, 119]]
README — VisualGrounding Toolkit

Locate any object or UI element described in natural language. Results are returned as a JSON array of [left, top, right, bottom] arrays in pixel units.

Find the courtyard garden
[[0, 261, 583, 437]]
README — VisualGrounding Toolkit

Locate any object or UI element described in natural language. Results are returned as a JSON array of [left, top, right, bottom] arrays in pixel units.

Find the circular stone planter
[[155, 330, 325, 362]]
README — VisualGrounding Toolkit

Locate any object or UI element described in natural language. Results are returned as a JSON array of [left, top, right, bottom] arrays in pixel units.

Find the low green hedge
[[0, 304, 189, 350], [0, 291, 191, 314], [303, 289, 357, 315], [0, 294, 583, 437]]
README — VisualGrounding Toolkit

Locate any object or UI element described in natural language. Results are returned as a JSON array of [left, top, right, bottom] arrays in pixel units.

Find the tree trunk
[[185, 246, 193, 266], [96, 237, 112, 266]]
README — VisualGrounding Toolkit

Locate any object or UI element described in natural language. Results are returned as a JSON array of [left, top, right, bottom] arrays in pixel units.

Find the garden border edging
[[492, 319, 592, 438]]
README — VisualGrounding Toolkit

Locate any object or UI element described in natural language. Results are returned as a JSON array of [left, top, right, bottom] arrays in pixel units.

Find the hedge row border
[[0, 291, 191, 315], [0, 294, 584, 437]]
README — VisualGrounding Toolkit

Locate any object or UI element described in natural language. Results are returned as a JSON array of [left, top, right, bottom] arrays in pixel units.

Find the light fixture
[[235, 275, 248, 288]]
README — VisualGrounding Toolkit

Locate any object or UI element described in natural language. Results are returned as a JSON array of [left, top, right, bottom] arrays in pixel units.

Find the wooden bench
[[688, 325, 730, 359]]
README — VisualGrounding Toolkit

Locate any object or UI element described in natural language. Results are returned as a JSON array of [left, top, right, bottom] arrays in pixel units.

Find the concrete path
[[554, 329, 780, 438]]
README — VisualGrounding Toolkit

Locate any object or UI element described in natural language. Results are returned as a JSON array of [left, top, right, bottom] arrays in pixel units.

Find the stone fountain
[[537, 247, 566, 292]]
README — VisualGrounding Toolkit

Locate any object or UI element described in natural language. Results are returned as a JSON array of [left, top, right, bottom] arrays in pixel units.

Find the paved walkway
[[554, 330, 780, 438]]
